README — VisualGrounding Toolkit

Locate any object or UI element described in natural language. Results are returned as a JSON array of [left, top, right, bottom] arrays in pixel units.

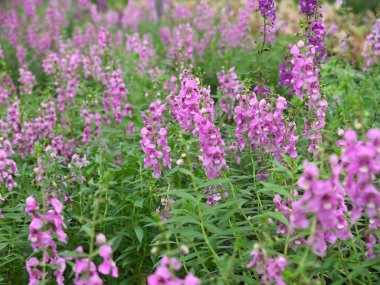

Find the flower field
[[0, 0, 380, 284]]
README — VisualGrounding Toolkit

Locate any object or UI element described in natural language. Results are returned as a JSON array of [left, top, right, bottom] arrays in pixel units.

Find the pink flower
[[0, 139, 18, 191], [74, 249, 103, 285], [363, 19, 380, 68], [98, 27, 111, 49], [18, 68, 36, 96], [169, 70, 227, 179], [140, 100, 171, 178], [290, 158, 352, 257], [246, 244, 287, 285], [98, 244, 118, 278], [217, 67, 244, 120], [147, 256, 200, 285], [234, 90, 298, 161], [25, 196, 67, 284]]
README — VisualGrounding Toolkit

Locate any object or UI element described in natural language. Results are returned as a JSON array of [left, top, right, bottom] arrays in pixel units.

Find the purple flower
[[0, 139, 18, 191], [341, 129, 380, 237], [156, 198, 175, 221], [26, 257, 43, 285], [217, 67, 244, 120], [25, 196, 67, 284], [246, 244, 287, 284], [98, 27, 111, 49], [18, 68, 36, 96], [147, 256, 200, 285], [288, 41, 327, 153], [299, 0, 318, 16], [258, 0, 276, 22], [234, 90, 298, 161], [140, 100, 171, 178], [74, 247, 103, 285], [170, 70, 227, 179], [98, 244, 118, 278], [363, 19, 380, 68], [290, 158, 352, 257]]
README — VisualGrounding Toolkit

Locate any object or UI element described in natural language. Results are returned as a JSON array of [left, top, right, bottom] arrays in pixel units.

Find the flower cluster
[[289, 41, 327, 153], [258, 0, 277, 22], [33, 157, 45, 182], [18, 68, 36, 96], [102, 67, 132, 124], [0, 139, 18, 191], [217, 67, 244, 120], [163, 76, 178, 96], [7, 100, 20, 132], [234, 91, 298, 162], [306, 21, 327, 63], [64, 153, 89, 185], [289, 42, 319, 100], [43, 49, 81, 113], [45, 135, 75, 158], [299, 0, 318, 16], [0, 76, 15, 106], [274, 194, 306, 248], [162, 24, 194, 65], [121, 0, 158, 31], [194, 1, 216, 55], [13, 101, 57, 158], [246, 244, 287, 285], [126, 32, 161, 77], [340, 129, 380, 257], [291, 157, 352, 257], [170, 70, 227, 179], [204, 185, 228, 207], [98, 27, 112, 49], [148, 256, 200, 285], [363, 19, 380, 68], [278, 60, 293, 89], [219, 7, 254, 51], [170, 72, 205, 134], [141, 100, 171, 178], [25, 196, 67, 285], [74, 234, 118, 285], [156, 198, 175, 221], [194, 114, 227, 179], [81, 109, 102, 143]]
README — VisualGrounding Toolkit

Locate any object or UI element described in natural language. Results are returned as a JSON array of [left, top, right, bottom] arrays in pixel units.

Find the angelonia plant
[[0, 0, 379, 284]]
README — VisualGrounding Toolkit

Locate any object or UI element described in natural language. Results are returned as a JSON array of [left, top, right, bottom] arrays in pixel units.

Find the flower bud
[[180, 245, 190, 256]]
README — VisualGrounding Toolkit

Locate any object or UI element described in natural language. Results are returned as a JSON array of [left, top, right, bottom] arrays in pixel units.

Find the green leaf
[[157, 190, 197, 203], [254, 212, 290, 228], [134, 226, 143, 243], [258, 182, 291, 199]]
